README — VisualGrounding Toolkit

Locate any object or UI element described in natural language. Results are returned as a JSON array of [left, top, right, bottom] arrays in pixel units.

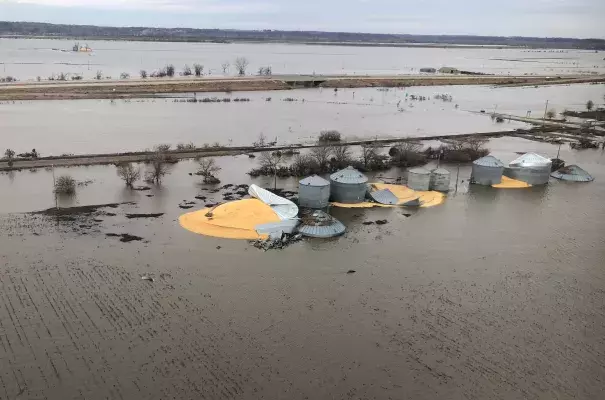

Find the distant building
[[419, 67, 436, 73], [439, 67, 459, 74]]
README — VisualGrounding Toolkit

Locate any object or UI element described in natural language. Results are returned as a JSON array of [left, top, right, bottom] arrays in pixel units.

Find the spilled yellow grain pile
[[331, 183, 445, 208]]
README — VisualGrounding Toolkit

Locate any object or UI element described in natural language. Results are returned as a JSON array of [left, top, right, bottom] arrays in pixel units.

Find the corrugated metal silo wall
[[430, 173, 451, 191], [330, 182, 367, 203], [408, 173, 431, 191], [298, 185, 331, 208], [504, 166, 551, 185], [471, 165, 503, 185]]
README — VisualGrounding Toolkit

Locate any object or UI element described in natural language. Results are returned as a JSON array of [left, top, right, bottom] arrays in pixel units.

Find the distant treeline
[[1, 21, 604, 50]]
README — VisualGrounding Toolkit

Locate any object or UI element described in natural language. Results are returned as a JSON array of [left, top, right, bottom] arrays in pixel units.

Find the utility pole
[[455, 164, 460, 193], [556, 143, 562, 160], [52, 164, 58, 210], [542, 100, 549, 128]]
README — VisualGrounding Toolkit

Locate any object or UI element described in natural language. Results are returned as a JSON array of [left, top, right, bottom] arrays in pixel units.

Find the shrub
[[330, 145, 352, 169], [4, 149, 15, 167], [140, 70, 147, 79], [120, 72, 130, 79], [176, 142, 196, 150], [54, 175, 76, 195], [58, 72, 67, 81], [95, 70, 103, 80], [390, 140, 427, 167], [154, 144, 171, 152], [586, 100, 594, 111], [318, 130, 342, 143], [71, 74, 83, 81], [221, 62, 230, 74], [183, 65, 192, 76], [546, 109, 556, 119]]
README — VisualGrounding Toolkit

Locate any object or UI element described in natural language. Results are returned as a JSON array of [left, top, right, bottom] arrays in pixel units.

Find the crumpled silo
[[298, 175, 330, 209], [504, 152, 552, 185], [330, 166, 368, 203], [472, 155, 504, 185], [407, 167, 431, 191], [550, 165, 594, 182]]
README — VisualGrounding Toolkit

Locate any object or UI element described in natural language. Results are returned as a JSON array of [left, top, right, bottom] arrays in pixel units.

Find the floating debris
[[125, 213, 164, 219], [141, 275, 155, 282], [251, 233, 303, 251], [332, 183, 444, 208]]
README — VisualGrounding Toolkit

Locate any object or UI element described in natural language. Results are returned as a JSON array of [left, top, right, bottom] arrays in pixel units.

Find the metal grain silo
[[430, 168, 451, 192], [329, 166, 368, 203], [471, 155, 504, 185], [407, 167, 431, 191], [504, 153, 552, 185], [298, 175, 331, 208]]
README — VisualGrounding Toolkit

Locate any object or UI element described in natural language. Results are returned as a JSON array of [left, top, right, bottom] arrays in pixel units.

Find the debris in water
[[125, 213, 164, 219], [179, 205, 194, 209], [362, 221, 374, 225], [251, 233, 303, 251], [216, 246, 222, 250], [375, 220, 388, 225], [106, 233, 144, 243], [141, 275, 155, 282], [347, 270, 356, 274]]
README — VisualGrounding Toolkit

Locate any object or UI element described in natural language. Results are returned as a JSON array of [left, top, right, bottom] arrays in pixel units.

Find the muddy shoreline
[[1, 75, 604, 101]]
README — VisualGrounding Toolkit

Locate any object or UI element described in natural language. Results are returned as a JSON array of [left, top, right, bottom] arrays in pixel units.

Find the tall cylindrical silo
[[430, 168, 451, 192], [407, 167, 431, 191], [471, 155, 504, 185], [329, 166, 368, 203], [298, 175, 331, 208]]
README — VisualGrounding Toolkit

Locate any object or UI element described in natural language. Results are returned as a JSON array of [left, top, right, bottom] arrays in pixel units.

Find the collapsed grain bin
[[504, 153, 552, 185], [550, 165, 594, 182], [298, 175, 330, 209], [430, 168, 451, 192], [407, 167, 431, 191], [329, 166, 368, 204], [297, 210, 346, 238], [471, 155, 504, 185]]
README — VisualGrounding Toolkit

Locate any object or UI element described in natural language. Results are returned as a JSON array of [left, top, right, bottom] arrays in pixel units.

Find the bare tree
[[146, 150, 170, 184], [221, 61, 230, 74], [330, 145, 352, 169], [234, 57, 249, 76], [546, 109, 556, 119], [259, 151, 283, 190], [54, 175, 76, 195], [4, 149, 15, 167], [166, 64, 175, 77], [390, 140, 425, 167], [140, 69, 147, 79], [95, 70, 103, 80], [360, 143, 379, 168], [116, 162, 141, 188], [183, 65, 192, 76], [197, 158, 222, 183], [193, 64, 203, 77], [310, 145, 331, 172], [586, 100, 594, 111]]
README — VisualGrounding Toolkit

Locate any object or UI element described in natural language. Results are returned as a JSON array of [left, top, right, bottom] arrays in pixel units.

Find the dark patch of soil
[[34, 202, 133, 217], [106, 233, 144, 242], [125, 213, 164, 219]]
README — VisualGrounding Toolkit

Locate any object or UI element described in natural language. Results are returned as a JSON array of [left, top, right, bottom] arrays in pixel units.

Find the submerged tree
[[221, 61, 230, 74], [586, 100, 594, 111], [193, 63, 203, 77], [4, 149, 15, 167], [197, 158, 222, 183], [234, 57, 249, 76], [116, 162, 141, 188], [146, 148, 171, 184], [258, 151, 284, 190], [54, 175, 76, 195], [310, 145, 331, 171], [546, 109, 556, 119], [183, 65, 192, 76]]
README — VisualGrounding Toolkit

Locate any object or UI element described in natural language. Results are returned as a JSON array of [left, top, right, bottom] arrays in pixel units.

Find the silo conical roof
[[299, 175, 330, 186], [550, 165, 594, 182], [330, 166, 368, 184], [473, 155, 504, 167], [510, 152, 551, 167]]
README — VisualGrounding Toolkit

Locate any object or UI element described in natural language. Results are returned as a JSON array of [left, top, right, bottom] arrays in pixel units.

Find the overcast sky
[[1, 0, 603, 38]]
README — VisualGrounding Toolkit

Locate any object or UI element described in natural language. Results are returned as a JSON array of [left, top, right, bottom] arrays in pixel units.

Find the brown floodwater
[[0, 136, 604, 399], [1, 83, 603, 156]]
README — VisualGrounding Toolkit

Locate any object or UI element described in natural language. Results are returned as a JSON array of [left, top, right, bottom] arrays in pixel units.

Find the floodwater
[[0, 136, 604, 399], [1, 83, 604, 156], [1, 38, 605, 81]]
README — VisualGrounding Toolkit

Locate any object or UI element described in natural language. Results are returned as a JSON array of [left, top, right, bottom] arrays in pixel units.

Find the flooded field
[[1, 38, 605, 81], [1, 83, 604, 156], [1, 136, 604, 399]]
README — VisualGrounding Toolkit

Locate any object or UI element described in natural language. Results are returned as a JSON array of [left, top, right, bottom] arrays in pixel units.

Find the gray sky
[[1, 0, 603, 38]]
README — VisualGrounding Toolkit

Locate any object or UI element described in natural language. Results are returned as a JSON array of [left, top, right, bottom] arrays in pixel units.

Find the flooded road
[[1, 137, 604, 399], [2, 38, 604, 81], [1, 83, 603, 156]]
